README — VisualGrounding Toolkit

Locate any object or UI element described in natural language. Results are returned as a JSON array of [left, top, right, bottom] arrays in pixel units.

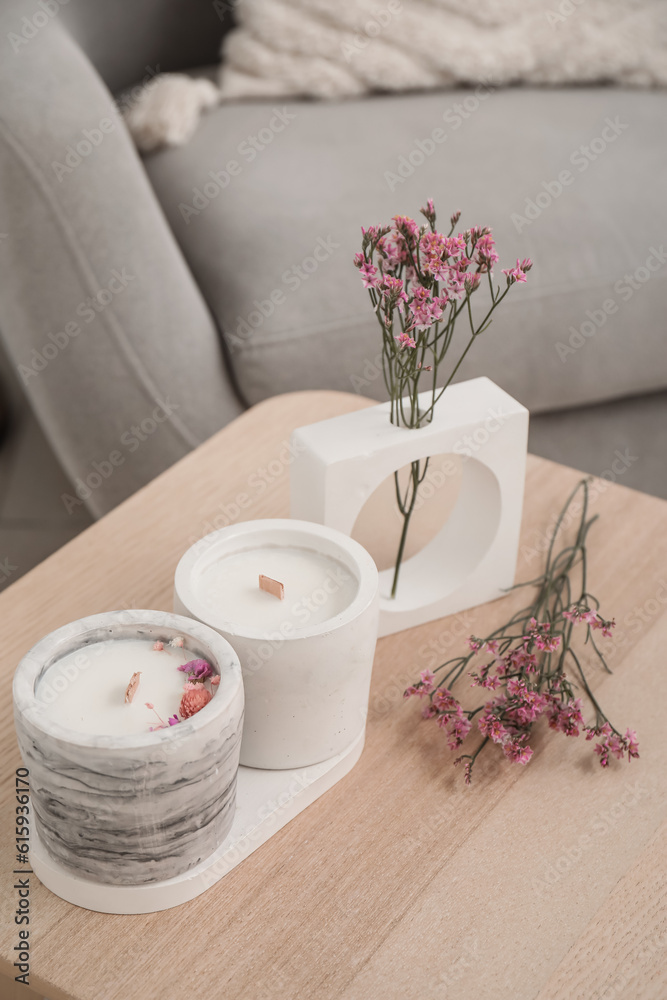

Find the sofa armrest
[[0, 3, 242, 517]]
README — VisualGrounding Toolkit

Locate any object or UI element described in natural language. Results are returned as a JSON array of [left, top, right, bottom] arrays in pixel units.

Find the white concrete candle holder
[[13, 610, 244, 888], [290, 377, 529, 637], [174, 519, 379, 769]]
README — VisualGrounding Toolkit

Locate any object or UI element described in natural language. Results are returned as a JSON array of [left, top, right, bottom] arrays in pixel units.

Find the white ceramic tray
[[29, 730, 364, 914]]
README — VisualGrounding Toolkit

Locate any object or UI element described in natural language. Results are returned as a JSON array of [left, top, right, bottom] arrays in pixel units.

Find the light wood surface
[[1, 390, 665, 1000]]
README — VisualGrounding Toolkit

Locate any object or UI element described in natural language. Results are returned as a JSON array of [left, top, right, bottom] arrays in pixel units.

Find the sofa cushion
[[144, 87, 667, 413]]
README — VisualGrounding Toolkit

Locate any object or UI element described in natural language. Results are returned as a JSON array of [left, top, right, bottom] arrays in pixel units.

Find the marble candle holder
[[13, 610, 244, 887], [174, 519, 379, 769]]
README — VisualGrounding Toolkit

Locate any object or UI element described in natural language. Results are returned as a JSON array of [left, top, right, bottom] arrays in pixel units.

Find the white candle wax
[[195, 545, 359, 632], [37, 639, 198, 736]]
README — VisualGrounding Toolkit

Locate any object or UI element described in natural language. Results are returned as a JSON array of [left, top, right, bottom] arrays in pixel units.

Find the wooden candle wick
[[124, 672, 142, 704], [259, 574, 285, 600]]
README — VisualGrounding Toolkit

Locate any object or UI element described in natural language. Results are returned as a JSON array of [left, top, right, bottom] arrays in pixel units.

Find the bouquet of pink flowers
[[405, 480, 638, 784], [355, 199, 531, 597]]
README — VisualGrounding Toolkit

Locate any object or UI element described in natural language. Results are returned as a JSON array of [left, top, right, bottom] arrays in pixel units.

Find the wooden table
[[1, 391, 666, 1000]]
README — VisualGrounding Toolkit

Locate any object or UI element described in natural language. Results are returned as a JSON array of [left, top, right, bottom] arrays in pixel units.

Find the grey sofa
[[1, 0, 666, 518]]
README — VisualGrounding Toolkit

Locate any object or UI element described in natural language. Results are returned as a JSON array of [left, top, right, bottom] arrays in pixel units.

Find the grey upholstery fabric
[[529, 390, 667, 501], [144, 87, 667, 415], [0, 2, 242, 517], [2, 0, 666, 518]]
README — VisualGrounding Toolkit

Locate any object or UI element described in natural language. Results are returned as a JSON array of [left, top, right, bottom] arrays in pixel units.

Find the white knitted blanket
[[124, 0, 667, 151], [219, 0, 667, 98]]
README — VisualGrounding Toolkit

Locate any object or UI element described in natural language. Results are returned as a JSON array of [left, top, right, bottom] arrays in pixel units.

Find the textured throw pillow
[[219, 0, 667, 98], [124, 0, 667, 151]]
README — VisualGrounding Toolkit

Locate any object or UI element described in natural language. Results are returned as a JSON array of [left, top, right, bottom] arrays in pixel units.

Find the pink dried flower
[[502, 259, 530, 284], [404, 684, 429, 699], [380, 275, 408, 305], [392, 215, 419, 239], [478, 708, 508, 745], [180, 685, 212, 719], [590, 724, 639, 767], [359, 261, 379, 288], [625, 728, 640, 760], [547, 697, 585, 736], [420, 231, 446, 258], [153, 641, 164, 651], [419, 669, 436, 692], [146, 703, 178, 731], [403, 479, 634, 785], [443, 235, 467, 260], [396, 332, 416, 349], [470, 665, 501, 690], [563, 606, 615, 637], [420, 198, 436, 222], [446, 715, 472, 750], [178, 658, 213, 682], [409, 286, 445, 330], [503, 738, 533, 765], [432, 687, 458, 712], [473, 233, 499, 269]]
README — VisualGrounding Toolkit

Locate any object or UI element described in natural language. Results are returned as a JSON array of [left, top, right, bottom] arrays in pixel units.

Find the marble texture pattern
[[13, 611, 244, 886]]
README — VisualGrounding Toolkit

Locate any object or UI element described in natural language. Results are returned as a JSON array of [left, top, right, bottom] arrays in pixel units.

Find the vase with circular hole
[[290, 377, 529, 637], [13, 610, 244, 889]]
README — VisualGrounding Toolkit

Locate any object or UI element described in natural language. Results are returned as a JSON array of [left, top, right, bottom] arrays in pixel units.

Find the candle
[[195, 546, 359, 632], [13, 611, 244, 888], [37, 638, 205, 736], [174, 519, 379, 769]]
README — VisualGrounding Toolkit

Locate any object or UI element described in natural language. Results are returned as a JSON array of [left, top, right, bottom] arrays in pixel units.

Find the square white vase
[[290, 377, 529, 637]]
